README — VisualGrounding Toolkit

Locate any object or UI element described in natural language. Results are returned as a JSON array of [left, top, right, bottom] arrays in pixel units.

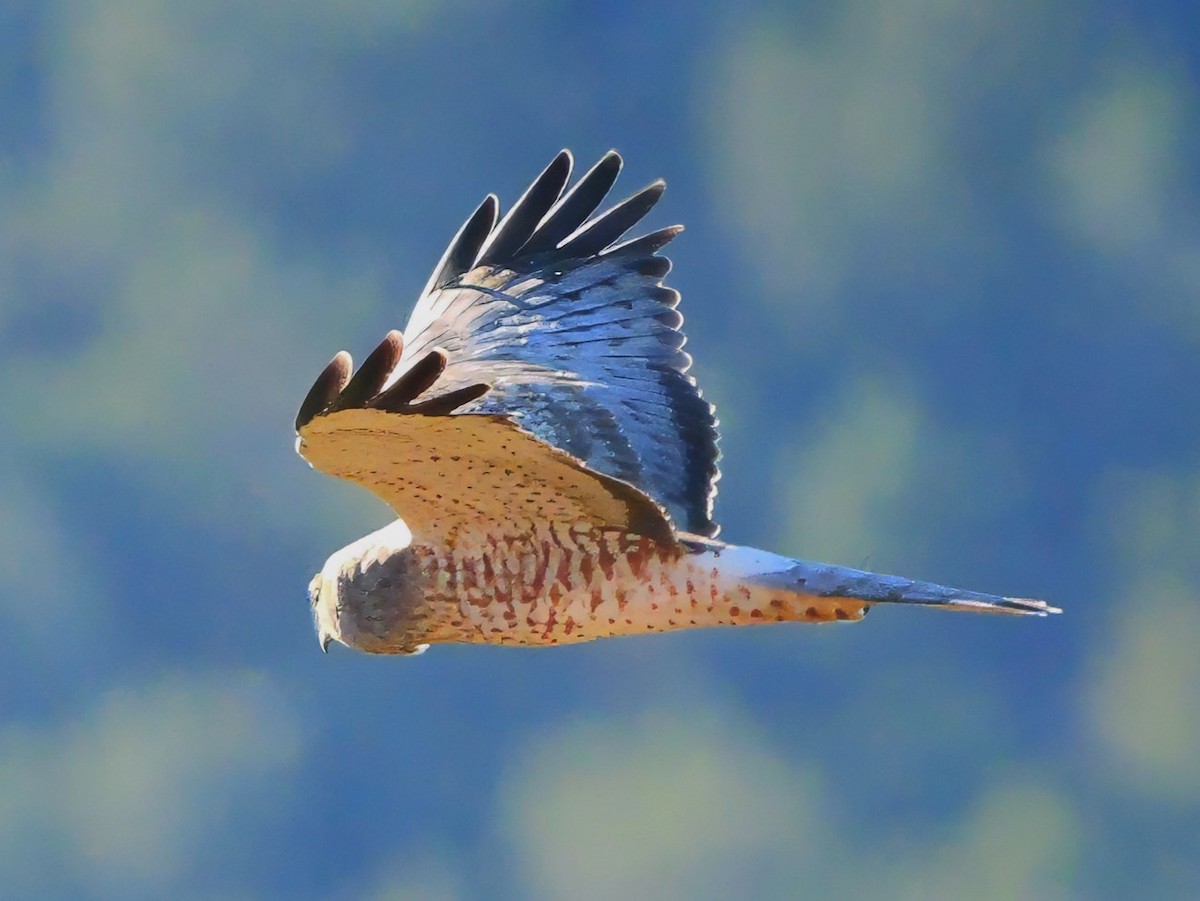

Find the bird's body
[[314, 520, 878, 654], [297, 150, 1058, 655]]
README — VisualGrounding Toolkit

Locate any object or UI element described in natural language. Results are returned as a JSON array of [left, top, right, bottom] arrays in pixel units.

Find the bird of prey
[[296, 150, 1058, 655]]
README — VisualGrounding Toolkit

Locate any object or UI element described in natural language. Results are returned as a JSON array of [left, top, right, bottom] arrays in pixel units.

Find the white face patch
[[309, 570, 341, 651], [310, 519, 416, 654]]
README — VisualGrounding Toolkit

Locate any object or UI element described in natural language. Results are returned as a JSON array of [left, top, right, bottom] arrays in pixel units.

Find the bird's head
[[308, 520, 427, 656], [309, 570, 339, 653]]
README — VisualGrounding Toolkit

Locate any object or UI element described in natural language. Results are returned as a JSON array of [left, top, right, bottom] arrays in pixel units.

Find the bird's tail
[[697, 540, 1060, 618]]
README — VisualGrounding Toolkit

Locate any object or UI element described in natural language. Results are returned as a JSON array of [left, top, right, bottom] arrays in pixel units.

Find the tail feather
[[701, 541, 1061, 616], [759, 559, 1059, 616]]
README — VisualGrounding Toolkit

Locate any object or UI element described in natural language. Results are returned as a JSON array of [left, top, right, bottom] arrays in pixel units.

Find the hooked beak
[[319, 632, 332, 654]]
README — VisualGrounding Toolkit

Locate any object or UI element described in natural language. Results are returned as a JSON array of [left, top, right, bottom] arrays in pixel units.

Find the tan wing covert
[[295, 330, 676, 546]]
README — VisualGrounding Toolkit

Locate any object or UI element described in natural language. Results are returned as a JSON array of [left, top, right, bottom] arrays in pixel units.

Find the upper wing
[[392, 150, 721, 537], [294, 333, 675, 546]]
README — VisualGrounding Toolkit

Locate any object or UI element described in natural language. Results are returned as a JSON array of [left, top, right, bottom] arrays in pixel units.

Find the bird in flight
[[296, 150, 1058, 655]]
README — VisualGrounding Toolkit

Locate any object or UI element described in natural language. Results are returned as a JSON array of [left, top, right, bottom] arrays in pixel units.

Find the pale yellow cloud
[[1087, 577, 1200, 800], [1, 0, 451, 540], [772, 376, 1027, 574], [1085, 471, 1200, 801], [1044, 60, 1200, 335], [775, 377, 924, 566], [865, 775, 1081, 900], [0, 670, 302, 896], [496, 698, 1083, 899], [1047, 64, 1192, 255], [705, 0, 1054, 324], [498, 705, 829, 901], [0, 466, 113, 658], [352, 851, 465, 901]]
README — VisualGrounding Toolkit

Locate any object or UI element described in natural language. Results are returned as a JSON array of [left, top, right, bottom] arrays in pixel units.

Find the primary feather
[[395, 149, 720, 537]]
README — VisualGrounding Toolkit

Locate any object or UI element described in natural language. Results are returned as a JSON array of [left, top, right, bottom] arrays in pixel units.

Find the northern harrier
[[296, 151, 1058, 655]]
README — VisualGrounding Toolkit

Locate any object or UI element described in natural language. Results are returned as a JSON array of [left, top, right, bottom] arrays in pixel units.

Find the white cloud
[[0, 670, 302, 896]]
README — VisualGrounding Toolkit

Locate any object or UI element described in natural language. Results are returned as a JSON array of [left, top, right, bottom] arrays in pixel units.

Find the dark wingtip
[[373, 349, 450, 411], [296, 350, 352, 431], [407, 382, 491, 416], [477, 151, 574, 267], [425, 194, 500, 294], [557, 179, 667, 259], [604, 224, 684, 259], [374, 349, 491, 416], [333, 330, 403, 411], [521, 151, 625, 256]]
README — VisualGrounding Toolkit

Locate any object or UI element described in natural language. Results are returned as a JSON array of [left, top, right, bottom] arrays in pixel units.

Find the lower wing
[[294, 331, 676, 546]]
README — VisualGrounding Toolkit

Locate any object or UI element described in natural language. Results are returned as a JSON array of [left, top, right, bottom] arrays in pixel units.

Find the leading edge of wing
[[294, 332, 677, 546]]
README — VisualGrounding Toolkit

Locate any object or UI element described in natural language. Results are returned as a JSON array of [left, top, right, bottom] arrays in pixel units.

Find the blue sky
[[1, 1, 1198, 898]]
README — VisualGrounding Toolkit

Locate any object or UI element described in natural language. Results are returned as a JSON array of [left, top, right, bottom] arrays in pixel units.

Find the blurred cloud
[[0, 0, 446, 538], [1088, 578, 1200, 800], [1043, 57, 1200, 335], [9, 198, 389, 531], [772, 376, 1026, 572], [1048, 64, 1190, 254], [351, 851, 465, 901], [497, 699, 1081, 899], [774, 377, 924, 565], [865, 775, 1080, 900], [0, 465, 113, 663], [0, 669, 302, 896], [706, 0, 1050, 327], [1085, 471, 1200, 801], [2, 2, 1198, 897], [498, 704, 828, 901]]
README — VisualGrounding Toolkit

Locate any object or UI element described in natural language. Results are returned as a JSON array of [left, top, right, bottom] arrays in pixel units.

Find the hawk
[[296, 150, 1058, 655]]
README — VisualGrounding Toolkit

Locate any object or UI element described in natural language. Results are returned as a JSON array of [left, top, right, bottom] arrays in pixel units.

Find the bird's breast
[[411, 522, 719, 645]]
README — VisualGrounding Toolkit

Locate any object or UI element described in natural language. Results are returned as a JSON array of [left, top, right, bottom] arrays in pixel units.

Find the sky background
[[2, 1, 1199, 898]]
